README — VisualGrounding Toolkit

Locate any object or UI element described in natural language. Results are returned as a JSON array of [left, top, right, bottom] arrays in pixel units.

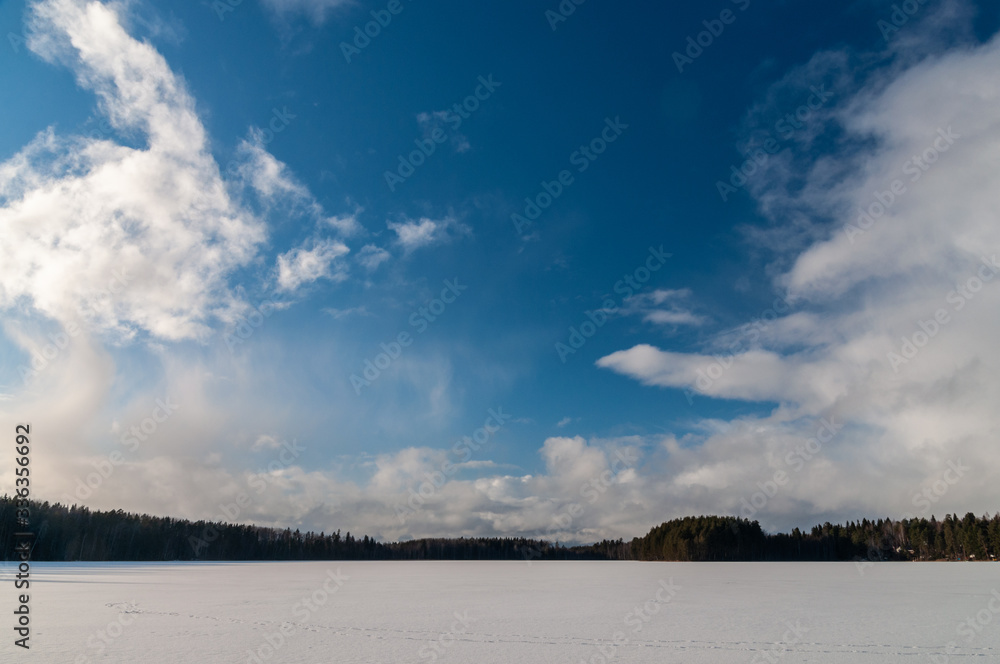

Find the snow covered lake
[[3, 560, 998, 662]]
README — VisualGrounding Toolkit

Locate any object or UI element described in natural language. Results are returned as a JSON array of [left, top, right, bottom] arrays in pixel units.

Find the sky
[[1, 0, 1000, 545]]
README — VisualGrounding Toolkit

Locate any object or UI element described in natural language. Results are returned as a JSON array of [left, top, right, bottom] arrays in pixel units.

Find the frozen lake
[[2, 561, 998, 662]]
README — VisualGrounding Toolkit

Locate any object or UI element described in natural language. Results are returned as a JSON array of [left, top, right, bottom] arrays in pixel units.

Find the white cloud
[[323, 306, 370, 319], [276, 239, 350, 292], [1, 0, 362, 339], [0, 0, 268, 342], [233, 138, 359, 296], [643, 310, 705, 325], [325, 211, 362, 237], [232, 132, 312, 203], [230, 136, 361, 245], [257, 0, 352, 25], [26, 428, 653, 544], [388, 218, 437, 250], [623, 288, 707, 327], [251, 434, 284, 451], [595, 20, 1000, 527], [556, 416, 572, 428], [357, 244, 390, 271], [387, 216, 467, 252]]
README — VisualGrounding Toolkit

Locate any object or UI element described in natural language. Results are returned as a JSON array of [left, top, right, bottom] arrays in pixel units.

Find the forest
[[2, 496, 998, 563], [611, 513, 1000, 562]]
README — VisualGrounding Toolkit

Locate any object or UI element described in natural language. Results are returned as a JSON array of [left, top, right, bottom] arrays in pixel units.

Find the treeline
[[0, 498, 602, 562], [602, 513, 1000, 562], [2, 497, 998, 562]]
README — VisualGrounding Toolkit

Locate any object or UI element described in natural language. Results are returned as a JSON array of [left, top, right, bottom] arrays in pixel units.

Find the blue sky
[[2, 0, 1000, 543]]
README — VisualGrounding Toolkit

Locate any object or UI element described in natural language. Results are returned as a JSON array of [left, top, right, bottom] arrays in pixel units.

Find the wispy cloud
[[356, 244, 390, 271], [257, 0, 352, 25], [387, 216, 467, 253], [623, 289, 707, 328], [417, 111, 470, 153], [323, 306, 371, 320]]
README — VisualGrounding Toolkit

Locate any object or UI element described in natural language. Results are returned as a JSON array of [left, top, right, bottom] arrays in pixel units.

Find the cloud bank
[[597, 17, 1000, 530]]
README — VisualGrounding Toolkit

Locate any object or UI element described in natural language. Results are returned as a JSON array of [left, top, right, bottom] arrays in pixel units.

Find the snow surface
[[2, 560, 999, 662]]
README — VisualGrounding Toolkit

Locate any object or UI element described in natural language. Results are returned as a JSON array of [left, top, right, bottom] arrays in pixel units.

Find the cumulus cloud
[[0, 0, 363, 348], [34, 431, 650, 545], [0, 0, 267, 342], [4, 322, 880, 544], [0, 0, 382, 533], [595, 14, 1000, 529]]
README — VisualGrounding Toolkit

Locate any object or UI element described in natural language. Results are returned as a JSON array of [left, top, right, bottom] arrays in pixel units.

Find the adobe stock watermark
[[340, 0, 413, 63], [886, 255, 998, 373], [737, 417, 843, 518], [80, 116, 115, 142], [750, 620, 810, 664], [843, 127, 960, 244], [245, 569, 348, 664], [555, 245, 672, 363], [394, 408, 511, 524], [545, 0, 586, 31], [384, 75, 501, 192], [417, 611, 475, 663], [903, 459, 970, 518], [61, 397, 180, 504], [7, 29, 28, 54], [877, 0, 933, 41], [672, 0, 751, 73], [18, 322, 82, 385], [521, 448, 638, 564], [930, 589, 1000, 664], [683, 295, 791, 404], [73, 601, 141, 664], [579, 579, 680, 664], [189, 438, 306, 557], [511, 117, 629, 236], [351, 278, 467, 395], [223, 107, 296, 180], [210, 0, 247, 21], [224, 297, 286, 354], [716, 86, 834, 202], [20, 269, 128, 384]]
